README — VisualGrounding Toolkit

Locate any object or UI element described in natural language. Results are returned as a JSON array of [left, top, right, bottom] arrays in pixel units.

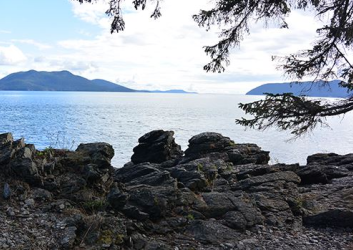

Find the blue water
[[1, 91, 352, 167]]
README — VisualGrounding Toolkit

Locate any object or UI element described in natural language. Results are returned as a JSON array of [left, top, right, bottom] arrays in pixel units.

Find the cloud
[[70, 0, 110, 27], [0, 30, 11, 34], [0, 45, 27, 65], [2, 0, 327, 94], [12, 39, 52, 50]]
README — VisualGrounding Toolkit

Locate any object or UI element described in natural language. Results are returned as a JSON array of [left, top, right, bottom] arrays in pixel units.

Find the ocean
[[1, 91, 352, 167]]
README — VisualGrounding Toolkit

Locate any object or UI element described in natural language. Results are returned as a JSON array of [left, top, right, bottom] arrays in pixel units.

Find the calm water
[[0, 91, 352, 167]]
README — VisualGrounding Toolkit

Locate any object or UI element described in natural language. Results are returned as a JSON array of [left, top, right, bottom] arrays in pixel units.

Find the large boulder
[[184, 132, 270, 165], [131, 130, 183, 164], [76, 142, 114, 168]]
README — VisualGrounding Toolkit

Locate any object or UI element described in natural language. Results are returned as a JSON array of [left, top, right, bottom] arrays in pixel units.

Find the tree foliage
[[76, 0, 161, 33], [76, 0, 353, 136]]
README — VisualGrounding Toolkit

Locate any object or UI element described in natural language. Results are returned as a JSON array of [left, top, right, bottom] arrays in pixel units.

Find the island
[[246, 80, 351, 98], [0, 70, 196, 94]]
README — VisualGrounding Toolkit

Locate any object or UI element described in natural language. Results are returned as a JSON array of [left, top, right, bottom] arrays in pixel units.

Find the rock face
[[0, 131, 353, 249], [131, 130, 183, 164]]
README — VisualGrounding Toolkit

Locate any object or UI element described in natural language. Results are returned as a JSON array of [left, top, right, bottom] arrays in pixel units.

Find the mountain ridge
[[0, 70, 196, 94]]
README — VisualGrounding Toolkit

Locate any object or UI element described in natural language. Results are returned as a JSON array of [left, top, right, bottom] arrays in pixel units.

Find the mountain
[[0, 70, 136, 92], [246, 80, 352, 98]]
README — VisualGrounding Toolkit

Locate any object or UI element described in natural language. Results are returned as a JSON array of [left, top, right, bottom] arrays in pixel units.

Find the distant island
[[0, 70, 196, 94], [247, 80, 351, 98]]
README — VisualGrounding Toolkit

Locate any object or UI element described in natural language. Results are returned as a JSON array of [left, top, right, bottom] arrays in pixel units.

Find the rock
[[131, 130, 183, 164], [115, 162, 161, 184], [126, 184, 178, 221], [24, 198, 35, 207], [303, 210, 353, 228], [185, 220, 243, 245], [227, 145, 270, 165], [107, 186, 129, 210], [0, 133, 13, 144], [233, 171, 301, 190], [184, 132, 270, 165], [60, 226, 77, 249], [3, 183, 11, 199], [297, 165, 349, 185], [185, 132, 234, 158], [76, 142, 114, 168], [169, 167, 208, 192], [10, 158, 40, 184]]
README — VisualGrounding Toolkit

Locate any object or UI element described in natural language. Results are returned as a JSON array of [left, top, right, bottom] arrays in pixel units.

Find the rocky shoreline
[[0, 130, 352, 249]]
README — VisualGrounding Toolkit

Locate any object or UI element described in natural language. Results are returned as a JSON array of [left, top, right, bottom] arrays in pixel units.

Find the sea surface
[[1, 91, 352, 167]]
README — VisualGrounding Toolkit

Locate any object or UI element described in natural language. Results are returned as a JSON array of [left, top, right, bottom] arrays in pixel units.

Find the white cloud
[[57, 1, 324, 93], [12, 39, 52, 50], [2, 0, 327, 93], [70, 0, 110, 27], [0, 45, 27, 65]]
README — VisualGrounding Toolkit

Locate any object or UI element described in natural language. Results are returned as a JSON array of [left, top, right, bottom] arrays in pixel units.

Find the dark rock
[[0, 133, 13, 144], [131, 130, 183, 164], [297, 166, 329, 184], [297, 165, 349, 185], [169, 167, 208, 191], [107, 186, 129, 210], [122, 206, 150, 221], [127, 184, 178, 221], [185, 220, 242, 245], [227, 145, 270, 165], [303, 210, 353, 228], [185, 132, 235, 158], [76, 142, 114, 168], [31, 188, 53, 201], [115, 162, 161, 184], [10, 158, 40, 184], [83, 164, 110, 183], [307, 153, 353, 170], [233, 171, 301, 191], [60, 226, 77, 249], [184, 132, 270, 165], [3, 183, 11, 199]]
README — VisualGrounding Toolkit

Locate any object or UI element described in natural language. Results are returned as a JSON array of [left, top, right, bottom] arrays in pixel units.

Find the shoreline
[[0, 130, 352, 249]]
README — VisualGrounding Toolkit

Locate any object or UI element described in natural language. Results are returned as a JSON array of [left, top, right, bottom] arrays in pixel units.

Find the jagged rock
[[3, 183, 11, 199], [184, 132, 270, 165], [169, 167, 208, 191], [235, 164, 299, 181], [131, 130, 183, 164], [76, 142, 114, 168], [307, 153, 353, 171], [126, 184, 178, 221], [303, 210, 353, 228], [185, 132, 234, 158], [107, 186, 129, 210], [233, 171, 301, 190], [227, 144, 270, 165], [1, 131, 353, 249], [10, 158, 40, 184], [0, 133, 16, 165], [297, 165, 349, 185], [185, 220, 243, 245], [115, 162, 160, 184], [31, 188, 53, 201], [60, 226, 77, 249], [0, 133, 13, 144]]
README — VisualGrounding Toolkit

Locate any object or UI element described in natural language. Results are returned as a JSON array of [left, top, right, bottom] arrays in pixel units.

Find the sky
[[0, 0, 322, 94]]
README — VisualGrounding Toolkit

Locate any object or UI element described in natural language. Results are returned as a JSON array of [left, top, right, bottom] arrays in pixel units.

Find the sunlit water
[[0, 91, 352, 167]]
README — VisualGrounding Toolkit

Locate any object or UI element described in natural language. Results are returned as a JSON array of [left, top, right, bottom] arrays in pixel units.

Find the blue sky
[[0, 0, 321, 93]]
